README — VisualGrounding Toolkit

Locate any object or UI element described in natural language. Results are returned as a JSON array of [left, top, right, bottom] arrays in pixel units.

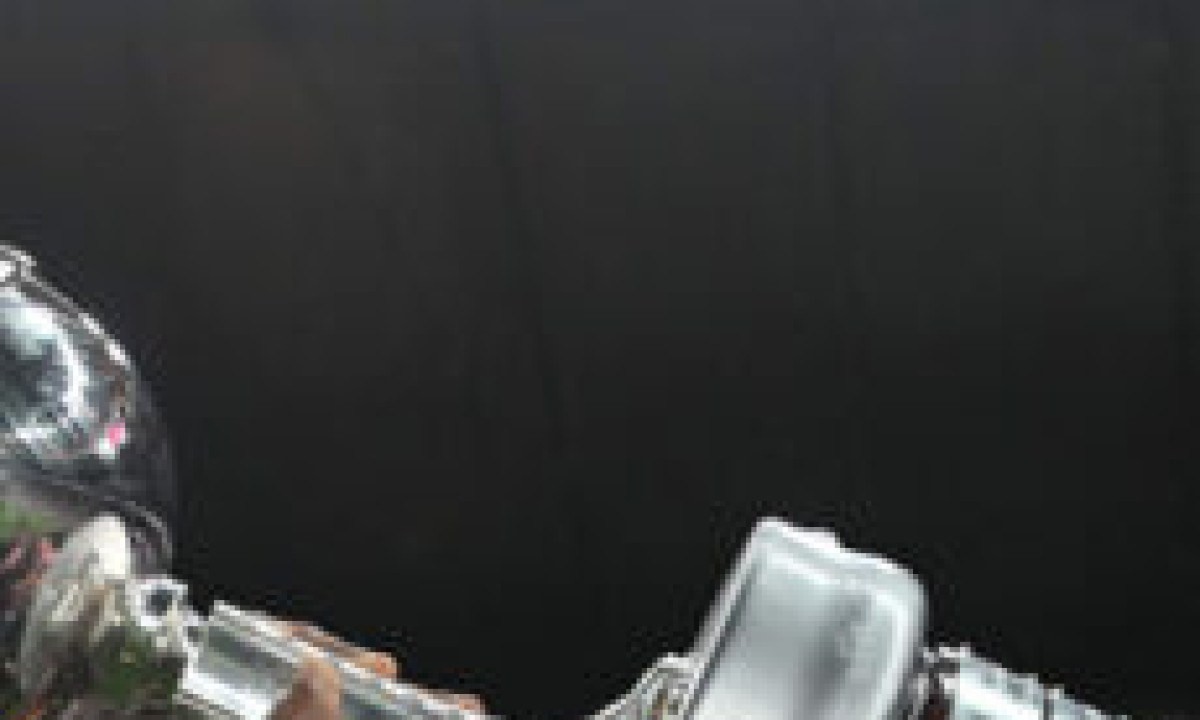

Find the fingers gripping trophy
[[0, 246, 1133, 720]]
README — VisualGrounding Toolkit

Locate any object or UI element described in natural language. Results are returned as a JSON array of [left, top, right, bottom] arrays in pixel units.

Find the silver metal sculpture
[[0, 246, 1128, 720], [592, 519, 1122, 720], [14, 515, 1125, 720]]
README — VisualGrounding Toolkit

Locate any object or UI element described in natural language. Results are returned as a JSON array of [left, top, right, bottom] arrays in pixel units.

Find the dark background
[[1, 0, 1197, 715]]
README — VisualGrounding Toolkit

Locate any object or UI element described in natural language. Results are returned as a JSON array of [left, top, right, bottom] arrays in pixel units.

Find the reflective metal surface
[[19, 516, 492, 720], [924, 647, 1119, 720], [0, 248, 130, 467], [179, 603, 487, 720], [0, 244, 176, 554], [681, 519, 927, 720], [9, 514, 1129, 720], [0, 245, 177, 712]]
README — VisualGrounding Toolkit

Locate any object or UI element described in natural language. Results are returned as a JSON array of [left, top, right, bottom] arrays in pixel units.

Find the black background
[[1, 0, 1198, 716]]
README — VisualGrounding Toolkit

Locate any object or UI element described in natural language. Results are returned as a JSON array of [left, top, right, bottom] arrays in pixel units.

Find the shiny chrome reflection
[[0, 247, 135, 467]]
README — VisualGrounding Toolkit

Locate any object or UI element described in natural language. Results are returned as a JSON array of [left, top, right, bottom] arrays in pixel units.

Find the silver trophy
[[14, 514, 1126, 720], [0, 246, 1127, 720]]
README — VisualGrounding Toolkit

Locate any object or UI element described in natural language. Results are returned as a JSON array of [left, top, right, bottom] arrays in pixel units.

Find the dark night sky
[[1, 0, 1197, 716]]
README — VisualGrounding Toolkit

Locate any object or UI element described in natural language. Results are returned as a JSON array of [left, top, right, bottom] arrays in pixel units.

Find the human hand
[[269, 622, 486, 720]]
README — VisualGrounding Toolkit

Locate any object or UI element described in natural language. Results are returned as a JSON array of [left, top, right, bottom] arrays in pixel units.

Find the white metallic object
[[14, 516, 1125, 720], [683, 520, 925, 720]]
